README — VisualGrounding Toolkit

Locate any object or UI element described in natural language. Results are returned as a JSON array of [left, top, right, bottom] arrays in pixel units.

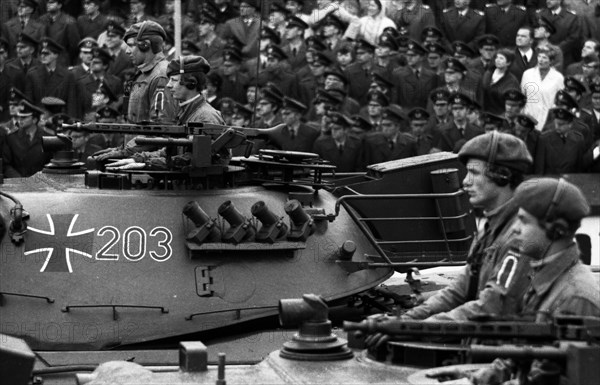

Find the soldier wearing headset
[[366, 131, 534, 348]]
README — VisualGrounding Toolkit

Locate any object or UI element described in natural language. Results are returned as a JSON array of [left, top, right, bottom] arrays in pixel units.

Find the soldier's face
[[454, 0, 469, 9], [451, 104, 468, 120], [427, 53, 441, 68], [433, 101, 449, 117], [284, 26, 301, 40], [582, 61, 599, 77], [256, 100, 274, 117], [270, 11, 286, 26], [16, 43, 33, 58], [105, 33, 122, 49], [246, 86, 258, 104], [410, 120, 427, 136], [462, 159, 501, 210], [285, 1, 301, 14], [80, 50, 93, 65], [380, 119, 398, 139], [546, 0, 560, 10], [367, 102, 382, 117], [17, 114, 34, 130], [198, 22, 213, 37], [324, 75, 344, 90], [505, 101, 522, 118], [514, 208, 551, 258], [83, 1, 99, 15], [166, 75, 191, 101], [281, 108, 298, 126], [231, 114, 249, 127], [444, 70, 461, 85], [480, 46, 496, 61], [40, 50, 57, 65], [337, 51, 353, 66]]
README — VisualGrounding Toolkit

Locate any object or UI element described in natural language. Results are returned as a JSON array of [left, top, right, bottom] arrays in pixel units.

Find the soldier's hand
[[93, 148, 124, 161], [424, 366, 472, 383], [363, 313, 395, 350]]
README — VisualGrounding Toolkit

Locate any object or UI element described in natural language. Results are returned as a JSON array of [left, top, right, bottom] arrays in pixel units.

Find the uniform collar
[[138, 52, 166, 73], [529, 242, 578, 297]]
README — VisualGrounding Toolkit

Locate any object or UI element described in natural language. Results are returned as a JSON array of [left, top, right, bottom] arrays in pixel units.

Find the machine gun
[[344, 316, 600, 384]]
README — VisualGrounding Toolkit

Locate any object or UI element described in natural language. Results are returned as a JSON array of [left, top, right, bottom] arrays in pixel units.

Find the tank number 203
[[95, 226, 173, 262]]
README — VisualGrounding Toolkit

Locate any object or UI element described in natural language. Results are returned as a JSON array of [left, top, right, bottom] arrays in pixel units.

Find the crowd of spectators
[[1, 0, 600, 177]]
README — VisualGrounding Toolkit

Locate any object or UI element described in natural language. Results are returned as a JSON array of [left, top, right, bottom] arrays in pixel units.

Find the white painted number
[[95, 226, 120, 260], [95, 226, 173, 262], [149, 227, 173, 262], [123, 227, 146, 261]]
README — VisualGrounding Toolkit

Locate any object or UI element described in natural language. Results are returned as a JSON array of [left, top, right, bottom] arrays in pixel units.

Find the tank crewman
[[440, 0, 485, 51], [362, 105, 418, 166], [0, 37, 26, 123], [39, 0, 81, 66], [25, 38, 80, 118], [77, 0, 108, 40], [484, 0, 528, 48], [434, 177, 600, 384], [312, 112, 363, 172], [103, 21, 134, 82], [270, 97, 319, 152], [436, 92, 484, 153], [536, 1, 581, 67], [365, 132, 534, 347], [2, 100, 52, 178], [2, 0, 45, 58], [513, 113, 539, 171], [106, 56, 224, 171], [535, 107, 590, 174], [6, 32, 41, 77], [70, 37, 98, 81]]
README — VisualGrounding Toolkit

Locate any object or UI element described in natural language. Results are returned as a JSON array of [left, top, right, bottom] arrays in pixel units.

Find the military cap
[[263, 82, 284, 99], [323, 14, 346, 31], [199, 8, 219, 24], [225, 35, 245, 52], [482, 111, 505, 127], [9, 87, 29, 104], [260, 87, 283, 106], [378, 33, 399, 51], [223, 49, 243, 63], [261, 26, 281, 45], [450, 92, 472, 107], [429, 88, 451, 103], [564, 76, 586, 95], [286, 15, 309, 30], [305, 36, 327, 51], [477, 34, 500, 48], [382, 104, 405, 123], [515, 113, 537, 130], [356, 38, 376, 52], [17, 99, 44, 117], [96, 105, 120, 120], [0, 37, 9, 52], [452, 41, 476, 58], [328, 111, 353, 128], [95, 82, 117, 102], [504, 88, 527, 105], [314, 89, 343, 106], [426, 42, 448, 56], [267, 44, 288, 61], [313, 51, 334, 66], [181, 39, 201, 54], [106, 20, 126, 37], [270, 2, 289, 15], [40, 37, 64, 54], [554, 89, 578, 110], [408, 107, 430, 121], [136, 20, 167, 41], [444, 57, 468, 73], [324, 69, 348, 85], [41, 96, 66, 114], [17, 32, 39, 48], [371, 71, 394, 89], [537, 15, 556, 35], [282, 96, 307, 113], [590, 82, 600, 94], [18, 0, 38, 9], [233, 102, 253, 120], [327, 88, 347, 102], [166, 55, 211, 77], [421, 26, 443, 40], [123, 24, 141, 41], [406, 39, 428, 56], [91, 47, 113, 65], [240, 0, 259, 9], [458, 131, 532, 173], [514, 177, 590, 225], [382, 26, 400, 39], [550, 106, 575, 121], [352, 115, 373, 131], [367, 89, 389, 106]]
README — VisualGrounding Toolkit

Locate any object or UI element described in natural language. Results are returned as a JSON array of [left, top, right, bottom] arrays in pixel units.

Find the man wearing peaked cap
[[3, 99, 52, 178], [472, 34, 499, 78], [181, 40, 201, 55], [536, 2, 580, 67], [421, 26, 444, 45], [408, 107, 436, 155], [220, 48, 251, 105], [441, 1, 485, 51], [305, 36, 327, 52], [391, 0, 436, 42], [320, 13, 346, 55], [313, 111, 363, 172], [80, 47, 122, 114], [452, 41, 476, 61], [484, 0, 528, 48], [255, 87, 284, 128], [70, 37, 98, 80], [221, 0, 261, 60], [39, 0, 80, 67], [442, 57, 480, 110], [24, 36, 80, 118], [269, 2, 289, 39], [544, 89, 594, 149], [395, 38, 439, 109], [362, 103, 418, 166], [513, 113, 540, 162], [509, 177, 600, 323], [344, 37, 377, 105], [77, 0, 109, 40], [102, 21, 133, 82], [231, 102, 253, 127], [195, 7, 227, 70], [350, 114, 373, 137], [380, 131, 534, 325], [481, 111, 506, 132], [258, 45, 300, 107], [3, 0, 45, 57], [436, 92, 484, 153], [282, 13, 309, 71], [269, 96, 319, 152]]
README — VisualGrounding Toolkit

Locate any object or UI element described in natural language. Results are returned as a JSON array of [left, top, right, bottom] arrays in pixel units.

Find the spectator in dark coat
[[77, 0, 108, 39], [271, 97, 320, 152], [39, 0, 81, 66], [2, 0, 45, 58], [509, 26, 537, 81], [484, 0, 529, 48], [440, 0, 485, 50], [436, 92, 484, 152], [5, 32, 41, 77], [313, 112, 363, 172], [394, 39, 439, 109], [103, 21, 133, 81], [0, 37, 26, 122], [482, 48, 520, 115], [535, 0, 581, 66]]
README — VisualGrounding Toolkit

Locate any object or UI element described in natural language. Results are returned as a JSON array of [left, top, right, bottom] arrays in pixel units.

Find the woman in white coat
[[521, 46, 564, 131]]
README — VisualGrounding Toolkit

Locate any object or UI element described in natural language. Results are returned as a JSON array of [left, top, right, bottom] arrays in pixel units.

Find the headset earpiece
[[136, 21, 150, 52], [542, 178, 569, 241], [485, 131, 510, 186]]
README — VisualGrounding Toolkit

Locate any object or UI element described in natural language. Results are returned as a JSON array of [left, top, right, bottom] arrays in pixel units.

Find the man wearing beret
[[436, 92, 484, 153], [535, 107, 591, 174], [313, 112, 363, 172], [2, 0, 45, 56], [124, 21, 175, 123], [362, 105, 418, 166], [2, 100, 52, 178], [25, 37, 81, 118], [77, 0, 108, 40], [39, 0, 81, 66]]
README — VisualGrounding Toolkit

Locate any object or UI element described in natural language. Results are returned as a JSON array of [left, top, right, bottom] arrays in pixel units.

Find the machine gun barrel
[[62, 122, 189, 137], [470, 344, 567, 362]]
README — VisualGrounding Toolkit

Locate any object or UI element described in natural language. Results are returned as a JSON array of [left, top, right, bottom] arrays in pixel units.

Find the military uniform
[[2, 125, 51, 178], [270, 123, 320, 153], [106, 49, 133, 81], [362, 131, 418, 166], [25, 64, 80, 118], [39, 11, 81, 66], [534, 128, 588, 174], [313, 134, 363, 172], [484, 3, 528, 48], [0, 62, 25, 122], [536, 7, 580, 66], [441, 7, 485, 49], [76, 12, 108, 40], [2, 16, 45, 57], [393, 3, 436, 41], [436, 121, 484, 153], [197, 35, 226, 70]]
